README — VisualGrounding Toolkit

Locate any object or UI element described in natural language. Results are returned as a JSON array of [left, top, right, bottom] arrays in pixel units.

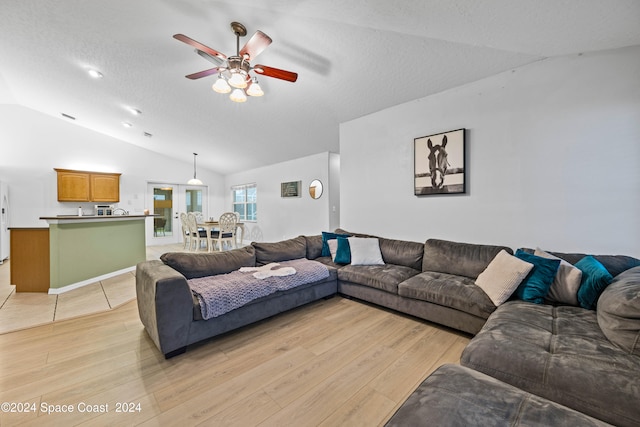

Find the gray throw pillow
[[597, 266, 640, 356], [534, 248, 582, 306]]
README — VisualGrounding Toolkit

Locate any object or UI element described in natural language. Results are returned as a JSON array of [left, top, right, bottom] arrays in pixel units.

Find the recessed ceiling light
[[127, 107, 142, 115], [88, 69, 103, 79], [122, 122, 133, 128], [61, 113, 76, 120], [143, 132, 153, 138]]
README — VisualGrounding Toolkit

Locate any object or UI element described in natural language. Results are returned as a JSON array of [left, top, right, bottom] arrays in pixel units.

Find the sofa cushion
[[514, 249, 560, 304], [160, 246, 256, 279], [422, 239, 513, 279], [475, 250, 533, 306], [303, 234, 323, 260], [534, 248, 582, 306], [461, 300, 640, 427], [398, 271, 496, 319], [334, 229, 424, 270], [338, 264, 420, 294], [576, 256, 614, 310], [385, 364, 609, 427], [378, 237, 424, 270], [597, 266, 640, 356], [313, 255, 344, 270], [252, 236, 307, 265]]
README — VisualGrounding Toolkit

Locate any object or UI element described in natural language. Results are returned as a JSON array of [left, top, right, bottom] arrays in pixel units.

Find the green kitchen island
[[39, 215, 148, 293]]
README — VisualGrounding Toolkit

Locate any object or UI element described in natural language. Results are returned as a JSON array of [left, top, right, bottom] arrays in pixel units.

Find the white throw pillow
[[327, 239, 339, 261], [534, 248, 582, 306], [475, 250, 534, 306], [348, 237, 384, 266]]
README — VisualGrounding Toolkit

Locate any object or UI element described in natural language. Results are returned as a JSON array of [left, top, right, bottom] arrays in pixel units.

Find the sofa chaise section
[[385, 364, 611, 427], [461, 261, 640, 427], [136, 243, 338, 358]]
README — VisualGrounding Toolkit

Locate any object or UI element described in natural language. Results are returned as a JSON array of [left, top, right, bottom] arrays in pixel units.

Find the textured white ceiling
[[1, 0, 639, 174]]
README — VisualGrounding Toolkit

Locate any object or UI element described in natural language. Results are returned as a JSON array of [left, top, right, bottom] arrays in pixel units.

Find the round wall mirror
[[309, 179, 323, 199]]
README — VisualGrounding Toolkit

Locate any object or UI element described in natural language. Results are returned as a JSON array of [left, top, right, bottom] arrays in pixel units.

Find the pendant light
[[187, 152, 203, 185]]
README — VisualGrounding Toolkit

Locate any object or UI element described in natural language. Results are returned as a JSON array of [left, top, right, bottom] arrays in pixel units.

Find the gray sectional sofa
[[135, 229, 640, 426]]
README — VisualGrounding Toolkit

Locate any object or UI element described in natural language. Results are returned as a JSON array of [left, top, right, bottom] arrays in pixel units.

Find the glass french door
[[147, 183, 207, 245]]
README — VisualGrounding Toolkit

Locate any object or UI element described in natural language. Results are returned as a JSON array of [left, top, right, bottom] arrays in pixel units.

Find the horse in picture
[[427, 135, 450, 189]]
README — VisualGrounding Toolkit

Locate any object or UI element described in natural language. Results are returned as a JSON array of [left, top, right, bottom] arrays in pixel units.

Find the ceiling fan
[[173, 22, 298, 102]]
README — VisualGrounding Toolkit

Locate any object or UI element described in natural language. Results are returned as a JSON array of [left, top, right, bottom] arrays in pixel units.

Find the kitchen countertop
[[40, 214, 153, 224]]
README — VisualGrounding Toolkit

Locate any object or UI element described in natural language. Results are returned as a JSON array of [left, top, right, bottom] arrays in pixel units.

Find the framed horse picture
[[414, 128, 466, 196]]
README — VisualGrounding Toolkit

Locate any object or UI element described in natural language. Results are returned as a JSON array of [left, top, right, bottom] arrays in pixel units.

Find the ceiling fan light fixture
[[212, 75, 231, 93], [228, 71, 248, 89], [246, 78, 264, 97], [229, 88, 247, 103], [175, 22, 297, 104]]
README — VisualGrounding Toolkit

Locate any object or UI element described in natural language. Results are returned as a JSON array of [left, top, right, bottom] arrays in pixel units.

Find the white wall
[[224, 152, 337, 242], [340, 46, 640, 258], [0, 105, 226, 228]]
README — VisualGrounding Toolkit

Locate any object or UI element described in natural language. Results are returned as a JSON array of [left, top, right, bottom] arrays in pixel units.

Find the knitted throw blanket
[[188, 258, 330, 320]]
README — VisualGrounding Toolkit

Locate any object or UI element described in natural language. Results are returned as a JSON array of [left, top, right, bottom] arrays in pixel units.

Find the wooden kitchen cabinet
[[90, 173, 120, 202], [56, 169, 91, 201], [55, 169, 121, 202], [10, 228, 50, 292]]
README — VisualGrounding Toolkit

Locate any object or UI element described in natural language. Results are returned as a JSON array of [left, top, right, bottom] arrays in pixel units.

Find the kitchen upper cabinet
[[55, 169, 121, 202], [90, 173, 120, 202]]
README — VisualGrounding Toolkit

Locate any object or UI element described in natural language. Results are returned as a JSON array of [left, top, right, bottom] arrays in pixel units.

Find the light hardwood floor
[[0, 292, 470, 426], [0, 243, 187, 334]]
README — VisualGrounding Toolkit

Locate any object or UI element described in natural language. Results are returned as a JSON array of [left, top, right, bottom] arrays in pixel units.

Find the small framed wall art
[[281, 180, 301, 198], [414, 128, 466, 196]]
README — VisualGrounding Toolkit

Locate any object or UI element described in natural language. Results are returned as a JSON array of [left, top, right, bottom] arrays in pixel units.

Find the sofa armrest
[[136, 260, 194, 357]]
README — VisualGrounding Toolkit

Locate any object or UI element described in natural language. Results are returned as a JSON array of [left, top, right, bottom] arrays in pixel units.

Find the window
[[232, 183, 257, 221], [185, 188, 203, 213]]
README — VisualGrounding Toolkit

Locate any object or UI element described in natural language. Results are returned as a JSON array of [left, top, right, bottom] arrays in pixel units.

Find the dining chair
[[186, 212, 208, 251], [153, 217, 166, 236], [179, 213, 190, 249], [190, 211, 204, 224], [211, 212, 237, 251]]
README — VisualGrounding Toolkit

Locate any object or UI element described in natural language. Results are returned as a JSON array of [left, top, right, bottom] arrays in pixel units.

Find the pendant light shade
[[187, 152, 203, 185]]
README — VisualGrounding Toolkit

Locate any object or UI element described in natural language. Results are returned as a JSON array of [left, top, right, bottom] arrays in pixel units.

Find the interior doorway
[[146, 183, 207, 245]]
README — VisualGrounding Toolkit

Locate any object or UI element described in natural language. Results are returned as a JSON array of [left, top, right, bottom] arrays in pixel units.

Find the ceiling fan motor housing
[[227, 56, 251, 77]]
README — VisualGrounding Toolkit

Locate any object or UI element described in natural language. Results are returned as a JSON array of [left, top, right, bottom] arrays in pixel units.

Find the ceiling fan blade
[[185, 67, 221, 80], [173, 34, 227, 61], [239, 31, 272, 60], [196, 49, 225, 66], [253, 64, 298, 82]]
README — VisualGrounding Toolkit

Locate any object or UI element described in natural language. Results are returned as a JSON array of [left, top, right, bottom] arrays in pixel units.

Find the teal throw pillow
[[576, 255, 613, 310], [321, 231, 350, 257], [514, 249, 561, 304], [334, 236, 351, 264]]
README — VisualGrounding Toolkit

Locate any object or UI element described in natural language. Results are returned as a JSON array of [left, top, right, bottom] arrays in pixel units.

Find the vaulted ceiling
[[1, 0, 639, 174]]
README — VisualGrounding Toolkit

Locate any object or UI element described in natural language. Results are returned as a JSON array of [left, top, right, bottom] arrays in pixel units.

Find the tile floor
[[0, 243, 188, 334]]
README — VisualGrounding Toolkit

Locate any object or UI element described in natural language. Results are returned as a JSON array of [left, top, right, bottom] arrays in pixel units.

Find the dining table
[[197, 221, 245, 252]]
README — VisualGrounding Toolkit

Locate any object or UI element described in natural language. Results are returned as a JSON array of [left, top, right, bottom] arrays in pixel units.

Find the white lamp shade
[[246, 80, 264, 97], [212, 76, 231, 94], [228, 72, 248, 89], [187, 178, 203, 185], [229, 88, 247, 103]]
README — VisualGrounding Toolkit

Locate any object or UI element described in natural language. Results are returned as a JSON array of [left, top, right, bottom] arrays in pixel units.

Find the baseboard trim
[[47, 266, 136, 295]]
